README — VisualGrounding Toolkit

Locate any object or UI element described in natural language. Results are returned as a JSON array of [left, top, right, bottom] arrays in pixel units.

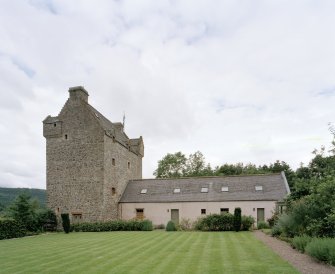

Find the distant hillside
[[0, 187, 46, 211]]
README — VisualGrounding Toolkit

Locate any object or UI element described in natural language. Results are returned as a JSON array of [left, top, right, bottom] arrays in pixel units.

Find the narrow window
[[201, 209, 206, 215], [57, 207, 60, 213], [128, 162, 130, 169], [201, 187, 208, 193], [112, 158, 115, 166], [112, 136, 116, 143], [53, 123, 56, 127], [221, 186, 229, 192], [140, 189, 147, 194], [136, 208, 144, 220], [221, 208, 229, 214], [255, 185, 263, 191], [65, 134, 68, 140], [173, 188, 181, 193], [112, 187, 116, 196]]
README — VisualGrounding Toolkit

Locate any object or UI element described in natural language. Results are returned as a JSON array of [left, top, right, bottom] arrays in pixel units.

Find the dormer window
[[140, 189, 147, 194], [201, 187, 208, 193], [221, 186, 229, 192], [173, 188, 180, 193], [255, 185, 263, 191]]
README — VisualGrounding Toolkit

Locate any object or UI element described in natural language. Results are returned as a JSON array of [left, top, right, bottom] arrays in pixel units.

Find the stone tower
[[43, 86, 144, 222]]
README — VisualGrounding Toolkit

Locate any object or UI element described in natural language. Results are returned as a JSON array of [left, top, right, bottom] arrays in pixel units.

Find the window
[[57, 207, 60, 213], [112, 187, 116, 196], [201, 209, 206, 214], [140, 189, 147, 194], [173, 188, 181, 193], [53, 123, 56, 127], [128, 162, 130, 169], [255, 185, 263, 191], [136, 208, 144, 220], [65, 134, 68, 140], [201, 187, 208, 193], [72, 213, 82, 223], [221, 186, 229, 192], [112, 158, 115, 166], [221, 208, 229, 214], [112, 136, 116, 143]]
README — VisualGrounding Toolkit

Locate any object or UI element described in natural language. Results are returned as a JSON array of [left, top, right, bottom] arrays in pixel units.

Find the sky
[[0, 0, 335, 189]]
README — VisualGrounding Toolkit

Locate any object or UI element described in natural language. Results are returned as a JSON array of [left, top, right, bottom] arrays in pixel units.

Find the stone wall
[[103, 135, 142, 220], [45, 92, 105, 222]]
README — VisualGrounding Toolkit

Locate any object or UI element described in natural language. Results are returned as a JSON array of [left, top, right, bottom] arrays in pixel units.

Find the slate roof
[[119, 172, 290, 203]]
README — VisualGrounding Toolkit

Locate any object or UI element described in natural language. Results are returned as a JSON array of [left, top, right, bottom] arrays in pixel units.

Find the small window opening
[[57, 207, 60, 213], [65, 134, 68, 139], [201, 187, 208, 193], [221, 208, 229, 214], [112, 158, 115, 166], [128, 162, 130, 169], [255, 185, 263, 191], [201, 209, 206, 215], [112, 136, 116, 142], [53, 123, 56, 127], [221, 186, 229, 192], [136, 208, 144, 220], [140, 189, 147, 194], [173, 188, 181, 193], [112, 188, 116, 196]]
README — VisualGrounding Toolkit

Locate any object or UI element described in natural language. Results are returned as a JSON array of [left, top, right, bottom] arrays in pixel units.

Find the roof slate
[[119, 173, 289, 203]]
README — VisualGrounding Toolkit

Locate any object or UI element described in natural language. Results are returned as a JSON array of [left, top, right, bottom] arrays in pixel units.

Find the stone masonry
[[43, 86, 143, 222]]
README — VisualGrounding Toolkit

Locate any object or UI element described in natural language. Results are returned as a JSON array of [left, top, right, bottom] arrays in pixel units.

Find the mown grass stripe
[[0, 231, 299, 274]]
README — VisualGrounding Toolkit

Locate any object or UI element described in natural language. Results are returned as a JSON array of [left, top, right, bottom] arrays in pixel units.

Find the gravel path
[[253, 231, 335, 274]]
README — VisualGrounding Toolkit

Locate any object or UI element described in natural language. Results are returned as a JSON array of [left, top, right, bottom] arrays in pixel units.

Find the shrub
[[194, 214, 234, 231], [305, 238, 335, 266], [257, 221, 270, 229], [177, 218, 193, 231], [71, 219, 153, 232], [0, 219, 26, 240], [241, 215, 255, 231], [139, 220, 153, 231], [291, 235, 312, 253], [61, 213, 70, 233], [36, 209, 57, 232], [271, 222, 283, 237], [234, 208, 242, 232], [267, 212, 279, 227], [166, 221, 177, 231]]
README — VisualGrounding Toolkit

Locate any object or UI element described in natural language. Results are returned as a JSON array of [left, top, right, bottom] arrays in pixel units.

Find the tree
[[185, 151, 213, 177], [61, 213, 70, 233], [7, 192, 36, 231], [234, 207, 242, 232], [154, 152, 187, 178]]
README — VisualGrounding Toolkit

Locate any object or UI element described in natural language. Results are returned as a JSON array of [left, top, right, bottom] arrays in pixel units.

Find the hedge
[[71, 219, 153, 232], [0, 219, 26, 240], [305, 238, 335, 266], [194, 213, 235, 231]]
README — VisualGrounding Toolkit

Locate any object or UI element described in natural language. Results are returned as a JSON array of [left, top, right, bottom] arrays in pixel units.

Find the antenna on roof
[[123, 112, 126, 130]]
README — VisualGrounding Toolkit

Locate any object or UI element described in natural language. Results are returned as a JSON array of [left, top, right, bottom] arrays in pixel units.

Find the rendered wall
[[120, 201, 277, 225]]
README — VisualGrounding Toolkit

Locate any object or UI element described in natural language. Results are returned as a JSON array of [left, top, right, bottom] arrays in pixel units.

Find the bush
[[271, 222, 283, 236], [257, 221, 270, 229], [267, 212, 279, 227], [61, 213, 70, 233], [71, 219, 153, 232], [234, 208, 242, 232], [194, 213, 234, 231], [166, 221, 177, 231], [0, 219, 26, 240], [305, 238, 335, 266], [177, 218, 193, 231], [241, 215, 255, 231], [291, 235, 312, 253], [36, 209, 57, 232]]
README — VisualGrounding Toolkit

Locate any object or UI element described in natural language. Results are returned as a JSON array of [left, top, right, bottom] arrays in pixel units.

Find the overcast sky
[[1, 0, 335, 189]]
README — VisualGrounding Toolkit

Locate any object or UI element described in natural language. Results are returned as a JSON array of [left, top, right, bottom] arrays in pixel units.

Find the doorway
[[257, 208, 265, 223], [171, 209, 179, 225]]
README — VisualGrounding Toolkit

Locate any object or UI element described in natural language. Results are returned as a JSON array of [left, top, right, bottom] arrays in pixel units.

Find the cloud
[[0, 0, 334, 188]]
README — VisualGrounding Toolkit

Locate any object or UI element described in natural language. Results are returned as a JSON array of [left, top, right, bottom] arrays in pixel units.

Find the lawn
[[0, 231, 298, 274]]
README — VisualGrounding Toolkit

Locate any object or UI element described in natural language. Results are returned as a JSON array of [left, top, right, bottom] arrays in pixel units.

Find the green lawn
[[0, 231, 298, 274]]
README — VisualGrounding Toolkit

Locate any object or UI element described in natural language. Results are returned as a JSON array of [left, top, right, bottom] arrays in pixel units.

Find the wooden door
[[171, 209, 179, 225], [257, 208, 265, 223]]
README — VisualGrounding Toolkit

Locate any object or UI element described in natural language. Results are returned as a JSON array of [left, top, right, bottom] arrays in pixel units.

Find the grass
[[0, 231, 298, 274]]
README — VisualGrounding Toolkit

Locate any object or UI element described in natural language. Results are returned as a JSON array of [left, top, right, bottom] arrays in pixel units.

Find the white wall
[[120, 201, 277, 226]]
